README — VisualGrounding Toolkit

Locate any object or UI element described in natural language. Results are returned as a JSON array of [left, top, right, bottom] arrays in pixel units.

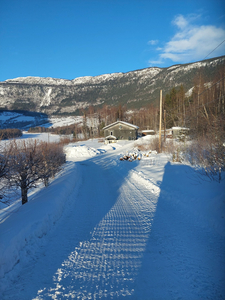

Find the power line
[[165, 93, 225, 117], [188, 39, 225, 98], [198, 76, 225, 97], [163, 41, 225, 122], [203, 39, 225, 60], [193, 95, 224, 110]]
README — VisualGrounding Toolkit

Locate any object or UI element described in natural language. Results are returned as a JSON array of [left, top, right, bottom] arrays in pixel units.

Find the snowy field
[[0, 111, 84, 129], [0, 111, 48, 129], [46, 116, 83, 128], [0, 132, 62, 155], [0, 135, 225, 299]]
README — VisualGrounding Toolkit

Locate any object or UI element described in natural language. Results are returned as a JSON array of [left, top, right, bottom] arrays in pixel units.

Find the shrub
[[185, 136, 225, 182], [0, 128, 22, 140], [134, 137, 163, 153]]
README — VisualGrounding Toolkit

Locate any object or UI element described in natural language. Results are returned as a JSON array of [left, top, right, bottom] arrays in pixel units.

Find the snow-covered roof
[[105, 135, 117, 140], [103, 121, 139, 130], [172, 127, 189, 130], [142, 130, 155, 132]]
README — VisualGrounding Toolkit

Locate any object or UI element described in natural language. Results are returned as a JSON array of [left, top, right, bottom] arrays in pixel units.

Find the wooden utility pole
[[164, 109, 166, 143], [159, 90, 162, 153]]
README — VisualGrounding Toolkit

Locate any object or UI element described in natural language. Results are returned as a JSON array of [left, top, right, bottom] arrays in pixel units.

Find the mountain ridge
[[0, 56, 224, 115]]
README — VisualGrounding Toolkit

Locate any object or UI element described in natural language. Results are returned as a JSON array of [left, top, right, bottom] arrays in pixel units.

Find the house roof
[[103, 121, 139, 130]]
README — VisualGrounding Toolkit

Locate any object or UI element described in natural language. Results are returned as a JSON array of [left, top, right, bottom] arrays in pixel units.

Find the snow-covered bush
[[163, 139, 187, 163]]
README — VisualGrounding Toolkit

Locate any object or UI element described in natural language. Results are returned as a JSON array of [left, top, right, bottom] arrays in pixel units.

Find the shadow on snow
[[4, 160, 224, 299], [27, 156, 143, 299], [132, 162, 225, 300]]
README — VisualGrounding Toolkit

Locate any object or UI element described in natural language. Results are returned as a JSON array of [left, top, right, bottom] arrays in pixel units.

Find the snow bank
[[117, 142, 225, 238], [64, 140, 123, 161], [64, 144, 101, 160], [0, 162, 81, 282]]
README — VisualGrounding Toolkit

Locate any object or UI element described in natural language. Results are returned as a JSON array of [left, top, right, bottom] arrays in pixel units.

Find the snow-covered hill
[[0, 137, 224, 299]]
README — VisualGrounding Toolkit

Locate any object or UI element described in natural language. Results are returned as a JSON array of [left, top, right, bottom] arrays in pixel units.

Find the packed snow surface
[[0, 136, 224, 299]]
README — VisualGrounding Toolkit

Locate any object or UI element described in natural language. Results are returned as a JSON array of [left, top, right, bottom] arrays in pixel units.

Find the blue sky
[[0, 0, 225, 81]]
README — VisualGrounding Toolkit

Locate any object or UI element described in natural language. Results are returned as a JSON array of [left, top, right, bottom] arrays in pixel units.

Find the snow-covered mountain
[[0, 56, 224, 115]]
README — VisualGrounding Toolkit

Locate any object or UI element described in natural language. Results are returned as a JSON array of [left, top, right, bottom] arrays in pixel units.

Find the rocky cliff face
[[0, 56, 224, 115]]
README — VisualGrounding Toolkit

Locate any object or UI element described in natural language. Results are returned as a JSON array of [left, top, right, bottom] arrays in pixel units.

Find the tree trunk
[[20, 172, 28, 205], [21, 186, 28, 205], [44, 177, 49, 187]]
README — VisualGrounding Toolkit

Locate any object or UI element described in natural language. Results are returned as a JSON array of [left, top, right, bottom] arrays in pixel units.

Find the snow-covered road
[[1, 140, 225, 299]]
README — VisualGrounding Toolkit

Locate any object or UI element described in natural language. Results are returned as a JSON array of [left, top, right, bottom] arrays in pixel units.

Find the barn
[[103, 121, 139, 143]]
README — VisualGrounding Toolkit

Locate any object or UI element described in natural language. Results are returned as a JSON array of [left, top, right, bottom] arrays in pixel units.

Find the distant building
[[142, 130, 155, 136], [103, 121, 139, 143], [172, 127, 189, 139]]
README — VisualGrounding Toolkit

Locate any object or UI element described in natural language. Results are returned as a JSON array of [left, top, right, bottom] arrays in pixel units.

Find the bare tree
[[7, 139, 66, 205], [0, 138, 13, 203], [7, 140, 43, 205], [1, 138, 67, 205], [7, 139, 67, 204], [39, 142, 65, 187], [0, 152, 9, 202]]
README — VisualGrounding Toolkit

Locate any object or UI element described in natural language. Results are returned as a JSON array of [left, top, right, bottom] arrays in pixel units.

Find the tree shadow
[[131, 162, 225, 300]]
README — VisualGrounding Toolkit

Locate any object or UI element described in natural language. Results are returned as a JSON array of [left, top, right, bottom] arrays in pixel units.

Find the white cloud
[[172, 15, 189, 29], [149, 14, 225, 65], [149, 59, 164, 66], [148, 40, 158, 45]]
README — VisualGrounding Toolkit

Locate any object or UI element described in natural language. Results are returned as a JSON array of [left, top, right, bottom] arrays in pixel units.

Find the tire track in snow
[[33, 159, 159, 299]]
